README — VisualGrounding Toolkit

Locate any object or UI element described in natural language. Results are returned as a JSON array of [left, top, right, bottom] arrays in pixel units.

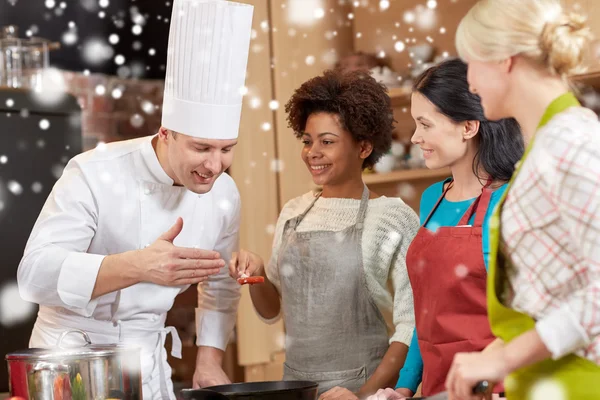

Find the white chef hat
[[162, 0, 254, 140]]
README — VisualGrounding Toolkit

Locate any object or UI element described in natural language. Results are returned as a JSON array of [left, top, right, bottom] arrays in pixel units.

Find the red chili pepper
[[237, 276, 265, 285]]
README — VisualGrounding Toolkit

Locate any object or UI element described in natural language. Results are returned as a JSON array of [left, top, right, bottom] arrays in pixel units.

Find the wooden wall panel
[[229, 0, 286, 369]]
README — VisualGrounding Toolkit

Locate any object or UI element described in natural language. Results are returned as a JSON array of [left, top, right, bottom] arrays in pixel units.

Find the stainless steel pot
[[5, 329, 142, 400]]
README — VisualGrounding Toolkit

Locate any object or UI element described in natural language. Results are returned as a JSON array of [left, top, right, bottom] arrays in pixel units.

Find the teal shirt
[[396, 180, 508, 392]]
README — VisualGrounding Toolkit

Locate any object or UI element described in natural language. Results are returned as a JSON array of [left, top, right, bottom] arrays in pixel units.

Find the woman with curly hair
[[229, 69, 420, 398]]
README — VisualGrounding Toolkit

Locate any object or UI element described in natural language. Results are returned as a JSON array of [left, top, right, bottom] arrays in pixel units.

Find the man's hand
[[132, 217, 225, 286], [193, 347, 231, 388], [319, 387, 360, 400]]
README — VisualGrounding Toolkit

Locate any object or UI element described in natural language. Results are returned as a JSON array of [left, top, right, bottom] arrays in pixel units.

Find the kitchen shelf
[[388, 86, 412, 107], [571, 69, 600, 90], [363, 167, 451, 185]]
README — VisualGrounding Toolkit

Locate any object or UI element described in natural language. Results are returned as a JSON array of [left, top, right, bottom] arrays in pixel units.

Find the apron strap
[[422, 178, 453, 227], [457, 178, 494, 227], [294, 190, 322, 228], [355, 184, 370, 228]]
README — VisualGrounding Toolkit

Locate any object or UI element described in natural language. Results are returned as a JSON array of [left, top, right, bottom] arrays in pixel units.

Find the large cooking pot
[[5, 329, 142, 399], [181, 380, 319, 400]]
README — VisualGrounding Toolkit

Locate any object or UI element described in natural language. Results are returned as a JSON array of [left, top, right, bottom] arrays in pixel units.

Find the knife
[[411, 381, 489, 400]]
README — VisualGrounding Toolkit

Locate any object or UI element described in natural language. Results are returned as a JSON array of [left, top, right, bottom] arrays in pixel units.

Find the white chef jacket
[[17, 135, 241, 399]]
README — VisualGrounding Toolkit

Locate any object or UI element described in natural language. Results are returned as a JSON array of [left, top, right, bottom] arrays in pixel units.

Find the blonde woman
[[444, 0, 600, 399]]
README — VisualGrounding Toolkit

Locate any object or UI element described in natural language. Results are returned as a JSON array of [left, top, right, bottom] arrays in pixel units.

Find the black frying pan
[[181, 380, 319, 400]]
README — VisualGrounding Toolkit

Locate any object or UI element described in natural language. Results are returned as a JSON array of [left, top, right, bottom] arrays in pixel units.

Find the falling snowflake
[[313, 8, 325, 19], [427, 0, 438, 9], [112, 87, 123, 99], [130, 114, 144, 128], [455, 264, 469, 278], [0, 155, 7, 164], [51, 164, 65, 179], [96, 141, 107, 151], [305, 55, 316, 66], [529, 379, 566, 400], [109, 34, 119, 45], [141, 100, 155, 115], [0, 281, 37, 327], [31, 182, 43, 193], [37, 139, 45, 148], [39, 119, 50, 130], [403, 11, 416, 24], [275, 332, 286, 349], [397, 183, 417, 200], [95, 84, 106, 96], [62, 30, 78, 46], [0, 201, 4, 212], [115, 55, 126, 65], [99, 0, 109, 8], [218, 199, 233, 212], [269, 100, 279, 110], [280, 263, 294, 278], [132, 25, 143, 35], [394, 41, 406, 52], [266, 224, 275, 235], [414, 5, 437, 31], [270, 159, 285, 172], [32, 68, 67, 106], [321, 50, 338, 66], [45, 0, 55, 8], [286, 0, 324, 27], [5, 99, 14, 108], [7, 181, 23, 196], [82, 37, 114, 66], [379, 0, 390, 11], [19, 108, 28, 117], [249, 97, 262, 109], [261, 122, 271, 131]]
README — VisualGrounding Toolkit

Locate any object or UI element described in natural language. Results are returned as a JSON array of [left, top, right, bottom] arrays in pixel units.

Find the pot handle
[[57, 329, 92, 348]]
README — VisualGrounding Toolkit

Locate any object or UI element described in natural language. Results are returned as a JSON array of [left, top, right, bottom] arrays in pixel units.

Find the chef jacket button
[[144, 188, 151, 195]]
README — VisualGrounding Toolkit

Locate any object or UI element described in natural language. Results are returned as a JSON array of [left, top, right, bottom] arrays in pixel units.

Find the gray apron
[[278, 185, 389, 395]]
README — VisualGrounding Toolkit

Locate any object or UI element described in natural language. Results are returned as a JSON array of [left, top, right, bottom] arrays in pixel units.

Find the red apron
[[406, 179, 500, 396]]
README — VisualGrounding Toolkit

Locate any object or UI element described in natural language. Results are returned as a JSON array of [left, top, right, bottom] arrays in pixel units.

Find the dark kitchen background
[[0, 0, 172, 80]]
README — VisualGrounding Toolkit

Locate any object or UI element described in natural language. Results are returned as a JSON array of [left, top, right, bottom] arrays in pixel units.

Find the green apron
[[487, 92, 600, 399]]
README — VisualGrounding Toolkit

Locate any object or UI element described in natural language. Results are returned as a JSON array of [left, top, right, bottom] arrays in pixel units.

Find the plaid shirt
[[501, 106, 600, 363]]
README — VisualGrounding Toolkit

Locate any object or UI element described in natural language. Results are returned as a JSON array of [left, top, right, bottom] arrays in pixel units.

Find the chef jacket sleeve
[[196, 186, 242, 350], [535, 134, 600, 360], [17, 158, 107, 317]]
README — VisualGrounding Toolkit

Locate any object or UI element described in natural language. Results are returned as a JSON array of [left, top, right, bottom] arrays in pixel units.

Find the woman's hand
[[229, 249, 265, 279], [446, 350, 509, 400]]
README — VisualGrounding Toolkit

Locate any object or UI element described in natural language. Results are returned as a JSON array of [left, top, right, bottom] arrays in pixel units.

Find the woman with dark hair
[[229, 69, 420, 398], [369, 58, 523, 400]]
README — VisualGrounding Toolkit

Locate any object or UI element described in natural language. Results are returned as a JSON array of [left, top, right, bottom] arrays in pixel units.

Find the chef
[[17, 0, 254, 399]]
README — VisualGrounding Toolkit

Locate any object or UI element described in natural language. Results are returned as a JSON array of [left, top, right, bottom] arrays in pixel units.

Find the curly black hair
[[285, 69, 395, 169]]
